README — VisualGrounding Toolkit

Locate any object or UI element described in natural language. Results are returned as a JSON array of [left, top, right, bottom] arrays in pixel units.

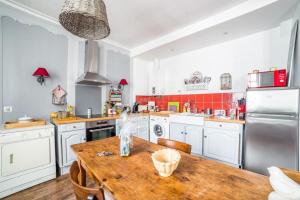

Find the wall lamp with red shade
[[32, 67, 50, 85], [118, 79, 128, 90]]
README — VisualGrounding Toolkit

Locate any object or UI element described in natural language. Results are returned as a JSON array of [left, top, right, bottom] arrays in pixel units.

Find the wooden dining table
[[71, 137, 272, 200]]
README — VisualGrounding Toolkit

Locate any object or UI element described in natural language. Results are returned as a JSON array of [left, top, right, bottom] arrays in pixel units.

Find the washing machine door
[[153, 124, 164, 137]]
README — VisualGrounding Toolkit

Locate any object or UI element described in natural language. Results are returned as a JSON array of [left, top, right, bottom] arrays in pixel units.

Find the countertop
[[51, 112, 245, 125], [0, 123, 54, 134]]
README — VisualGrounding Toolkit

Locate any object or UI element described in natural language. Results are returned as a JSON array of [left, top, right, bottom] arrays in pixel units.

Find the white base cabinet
[[170, 123, 203, 155], [0, 125, 56, 198], [204, 121, 243, 167], [117, 115, 149, 141], [56, 123, 86, 175]]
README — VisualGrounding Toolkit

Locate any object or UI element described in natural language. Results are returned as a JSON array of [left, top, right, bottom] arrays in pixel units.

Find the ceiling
[[3, 0, 300, 59], [138, 0, 299, 60], [11, 0, 247, 48]]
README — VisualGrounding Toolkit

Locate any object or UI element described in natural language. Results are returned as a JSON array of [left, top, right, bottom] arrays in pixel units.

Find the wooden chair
[[70, 161, 105, 200], [157, 138, 192, 154], [281, 168, 300, 184]]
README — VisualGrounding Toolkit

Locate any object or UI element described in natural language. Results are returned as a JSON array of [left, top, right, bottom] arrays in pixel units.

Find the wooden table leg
[[78, 159, 86, 186]]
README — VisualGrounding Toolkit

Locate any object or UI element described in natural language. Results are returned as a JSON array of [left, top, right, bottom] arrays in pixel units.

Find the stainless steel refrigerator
[[244, 88, 299, 175]]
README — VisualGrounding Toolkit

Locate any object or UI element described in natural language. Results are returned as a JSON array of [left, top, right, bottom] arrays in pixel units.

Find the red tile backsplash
[[135, 93, 233, 113]]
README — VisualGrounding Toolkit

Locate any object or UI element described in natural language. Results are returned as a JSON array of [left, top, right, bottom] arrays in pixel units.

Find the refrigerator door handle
[[246, 113, 298, 120]]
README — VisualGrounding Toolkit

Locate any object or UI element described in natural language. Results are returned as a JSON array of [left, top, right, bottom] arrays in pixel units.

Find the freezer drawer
[[246, 88, 299, 115], [244, 116, 298, 175]]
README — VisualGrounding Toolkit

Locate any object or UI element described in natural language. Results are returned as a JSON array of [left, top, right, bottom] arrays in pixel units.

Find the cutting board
[[4, 119, 46, 129]]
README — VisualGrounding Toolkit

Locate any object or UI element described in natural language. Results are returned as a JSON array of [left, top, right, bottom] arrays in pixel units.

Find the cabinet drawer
[[205, 121, 240, 131], [59, 123, 85, 132]]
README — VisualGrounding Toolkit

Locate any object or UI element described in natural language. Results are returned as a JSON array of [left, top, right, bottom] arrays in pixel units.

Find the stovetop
[[77, 114, 107, 119]]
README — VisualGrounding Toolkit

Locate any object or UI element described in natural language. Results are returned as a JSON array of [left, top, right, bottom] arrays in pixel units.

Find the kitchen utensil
[[132, 102, 139, 113], [205, 108, 212, 115], [151, 149, 181, 177], [57, 111, 68, 119], [18, 115, 33, 123], [87, 108, 92, 118], [148, 101, 156, 112]]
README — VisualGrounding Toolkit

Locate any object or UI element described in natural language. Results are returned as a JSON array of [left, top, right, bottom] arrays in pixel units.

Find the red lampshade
[[119, 79, 128, 85], [33, 67, 50, 77]]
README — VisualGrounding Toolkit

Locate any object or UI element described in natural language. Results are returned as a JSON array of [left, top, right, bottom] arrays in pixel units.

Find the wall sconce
[[118, 79, 128, 90], [33, 67, 50, 85]]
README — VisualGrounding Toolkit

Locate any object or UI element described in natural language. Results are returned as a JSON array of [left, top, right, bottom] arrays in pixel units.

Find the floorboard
[[3, 175, 76, 200]]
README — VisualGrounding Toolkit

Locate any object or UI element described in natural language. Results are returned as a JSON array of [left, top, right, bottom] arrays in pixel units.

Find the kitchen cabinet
[[56, 123, 86, 175], [170, 123, 203, 155], [118, 116, 149, 141], [137, 116, 149, 141], [0, 125, 56, 198], [204, 121, 243, 167]]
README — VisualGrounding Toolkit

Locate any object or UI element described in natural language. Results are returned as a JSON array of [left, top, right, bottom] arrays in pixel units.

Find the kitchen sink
[[169, 113, 207, 126], [179, 112, 211, 118]]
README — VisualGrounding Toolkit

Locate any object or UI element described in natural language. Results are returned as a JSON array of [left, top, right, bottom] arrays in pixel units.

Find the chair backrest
[[70, 161, 105, 200], [281, 168, 300, 184], [157, 138, 192, 154]]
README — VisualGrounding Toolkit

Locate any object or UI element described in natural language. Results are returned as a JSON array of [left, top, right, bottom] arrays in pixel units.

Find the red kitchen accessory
[[248, 69, 287, 88]]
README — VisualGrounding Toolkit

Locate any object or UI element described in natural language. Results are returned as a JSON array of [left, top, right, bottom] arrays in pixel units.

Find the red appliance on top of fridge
[[247, 69, 287, 88]]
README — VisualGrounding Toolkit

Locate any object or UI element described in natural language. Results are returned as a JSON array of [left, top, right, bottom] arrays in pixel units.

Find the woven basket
[[59, 0, 110, 40]]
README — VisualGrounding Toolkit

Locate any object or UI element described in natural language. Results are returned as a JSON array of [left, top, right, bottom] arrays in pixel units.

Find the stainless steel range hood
[[76, 40, 112, 86]]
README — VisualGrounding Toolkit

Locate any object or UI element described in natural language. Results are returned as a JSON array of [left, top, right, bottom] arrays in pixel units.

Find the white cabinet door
[[1, 137, 51, 177], [204, 128, 240, 165], [62, 130, 85, 166], [138, 118, 149, 141], [170, 123, 185, 143], [185, 125, 203, 155]]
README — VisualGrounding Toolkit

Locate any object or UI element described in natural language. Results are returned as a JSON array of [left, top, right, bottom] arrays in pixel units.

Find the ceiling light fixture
[[59, 0, 110, 40]]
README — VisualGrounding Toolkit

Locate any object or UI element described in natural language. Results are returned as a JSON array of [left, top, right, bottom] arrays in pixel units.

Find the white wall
[[0, 2, 131, 117], [133, 21, 292, 96]]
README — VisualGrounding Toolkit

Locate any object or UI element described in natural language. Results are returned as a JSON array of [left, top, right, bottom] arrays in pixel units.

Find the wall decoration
[[184, 71, 211, 90], [32, 67, 50, 85], [52, 85, 67, 105], [220, 73, 232, 90]]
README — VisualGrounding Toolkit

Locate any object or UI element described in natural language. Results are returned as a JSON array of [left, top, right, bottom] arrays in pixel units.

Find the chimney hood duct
[[76, 40, 112, 86]]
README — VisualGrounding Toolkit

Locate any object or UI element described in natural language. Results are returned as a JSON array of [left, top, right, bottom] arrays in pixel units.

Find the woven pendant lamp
[[59, 0, 110, 40]]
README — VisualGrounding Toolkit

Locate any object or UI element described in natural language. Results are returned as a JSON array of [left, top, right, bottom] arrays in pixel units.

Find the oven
[[86, 120, 116, 141]]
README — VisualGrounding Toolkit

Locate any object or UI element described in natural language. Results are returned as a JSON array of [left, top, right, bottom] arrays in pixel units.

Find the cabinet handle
[[10, 154, 13, 164], [219, 124, 222, 127], [204, 136, 207, 138], [185, 132, 187, 135]]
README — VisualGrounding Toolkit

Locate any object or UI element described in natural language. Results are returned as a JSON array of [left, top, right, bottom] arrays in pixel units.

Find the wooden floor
[[3, 175, 76, 200]]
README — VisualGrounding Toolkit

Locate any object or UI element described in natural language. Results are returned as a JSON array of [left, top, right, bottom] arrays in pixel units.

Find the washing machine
[[150, 115, 170, 143]]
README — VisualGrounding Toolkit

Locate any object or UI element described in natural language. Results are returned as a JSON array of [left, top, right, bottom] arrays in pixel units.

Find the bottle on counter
[[119, 112, 135, 157]]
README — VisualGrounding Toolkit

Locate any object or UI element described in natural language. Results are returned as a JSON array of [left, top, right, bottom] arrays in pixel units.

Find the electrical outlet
[[3, 106, 12, 113]]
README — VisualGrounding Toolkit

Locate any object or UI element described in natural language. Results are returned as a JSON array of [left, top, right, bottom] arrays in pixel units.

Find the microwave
[[248, 69, 287, 88]]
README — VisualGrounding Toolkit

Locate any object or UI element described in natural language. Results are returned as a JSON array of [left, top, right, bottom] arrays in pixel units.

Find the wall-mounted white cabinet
[[0, 125, 56, 198], [203, 121, 243, 167], [170, 123, 203, 155]]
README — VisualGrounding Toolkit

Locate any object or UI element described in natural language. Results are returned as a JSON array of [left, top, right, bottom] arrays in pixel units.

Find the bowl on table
[[151, 148, 181, 177]]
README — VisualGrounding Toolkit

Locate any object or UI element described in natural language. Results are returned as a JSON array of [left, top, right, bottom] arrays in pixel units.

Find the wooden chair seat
[[158, 138, 192, 154], [70, 161, 105, 200], [281, 168, 300, 184]]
